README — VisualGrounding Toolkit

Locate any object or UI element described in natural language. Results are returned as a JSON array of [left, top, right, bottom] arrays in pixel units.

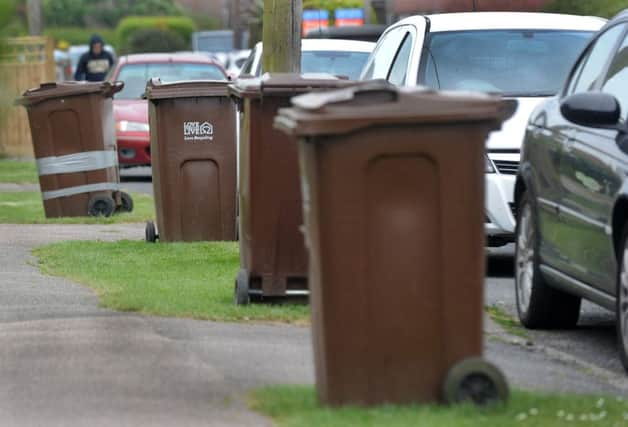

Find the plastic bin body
[[146, 80, 237, 242], [19, 82, 123, 217], [230, 74, 351, 298], [275, 84, 515, 406]]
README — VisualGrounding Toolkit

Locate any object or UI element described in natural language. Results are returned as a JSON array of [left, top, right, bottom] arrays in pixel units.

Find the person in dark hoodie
[[74, 34, 114, 81]]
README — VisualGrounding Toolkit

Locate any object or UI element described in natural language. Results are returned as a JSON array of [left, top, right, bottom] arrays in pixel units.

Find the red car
[[107, 53, 228, 167]]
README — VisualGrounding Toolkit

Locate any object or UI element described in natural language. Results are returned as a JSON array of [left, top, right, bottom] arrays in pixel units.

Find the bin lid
[[17, 81, 124, 107], [144, 78, 230, 100], [228, 73, 354, 99], [274, 81, 518, 137]]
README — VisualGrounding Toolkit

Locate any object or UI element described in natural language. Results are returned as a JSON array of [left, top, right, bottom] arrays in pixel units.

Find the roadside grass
[[0, 191, 154, 224], [485, 304, 528, 339], [250, 385, 626, 427], [33, 240, 310, 323], [0, 159, 38, 183]]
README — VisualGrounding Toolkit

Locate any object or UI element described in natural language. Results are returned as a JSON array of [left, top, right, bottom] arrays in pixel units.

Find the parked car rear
[[107, 53, 227, 167]]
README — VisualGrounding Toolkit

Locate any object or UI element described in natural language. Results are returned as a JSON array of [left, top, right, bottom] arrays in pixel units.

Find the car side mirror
[[560, 92, 621, 130]]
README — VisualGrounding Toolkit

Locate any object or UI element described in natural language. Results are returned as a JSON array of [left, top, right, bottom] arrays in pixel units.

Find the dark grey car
[[514, 10, 628, 371]]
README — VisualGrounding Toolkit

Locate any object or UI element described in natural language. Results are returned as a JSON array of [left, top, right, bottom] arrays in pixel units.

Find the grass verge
[[249, 385, 625, 427], [0, 159, 38, 183], [33, 240, 309, 323], [486, 305, 528, 339], [0, 191, 154, 224]]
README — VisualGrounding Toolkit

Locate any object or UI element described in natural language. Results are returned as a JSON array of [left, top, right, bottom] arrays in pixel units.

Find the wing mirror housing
[[560, 92, 622, 130]]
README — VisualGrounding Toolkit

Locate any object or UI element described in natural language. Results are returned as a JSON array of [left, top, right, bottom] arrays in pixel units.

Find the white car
[[360, 12, 606, 246], [239, 39, 375, 80], [226, 49, 252, 75]]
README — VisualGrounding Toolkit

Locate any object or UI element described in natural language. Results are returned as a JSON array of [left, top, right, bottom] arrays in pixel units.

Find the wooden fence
[[0, 37, 55, 158]]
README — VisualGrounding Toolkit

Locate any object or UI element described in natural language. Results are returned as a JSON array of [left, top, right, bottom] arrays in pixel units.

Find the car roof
[[117, 52, 223, 66], [253, 38, 375, 53], [396, 12, 606, 33]]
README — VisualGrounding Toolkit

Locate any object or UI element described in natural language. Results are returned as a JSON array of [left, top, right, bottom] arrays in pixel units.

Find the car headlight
[[485, 155, 496, 173], [116, 120, 149, 132]]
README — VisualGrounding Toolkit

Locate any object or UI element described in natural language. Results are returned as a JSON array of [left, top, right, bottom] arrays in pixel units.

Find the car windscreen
[[301, 51, 370, 80], [422, 30, 594, 96], [115, 63, 226, 100]]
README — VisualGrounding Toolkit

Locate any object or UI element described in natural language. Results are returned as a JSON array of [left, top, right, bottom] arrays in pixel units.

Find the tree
[[43, 0, 86, 27]]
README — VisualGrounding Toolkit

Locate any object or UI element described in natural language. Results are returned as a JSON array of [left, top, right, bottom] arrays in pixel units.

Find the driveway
[[0, 225, 626, 426]]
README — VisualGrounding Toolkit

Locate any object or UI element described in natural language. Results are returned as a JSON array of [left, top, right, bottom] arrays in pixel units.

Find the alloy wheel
[[619, 245, 628, 350], [516, 203, 534, 316]]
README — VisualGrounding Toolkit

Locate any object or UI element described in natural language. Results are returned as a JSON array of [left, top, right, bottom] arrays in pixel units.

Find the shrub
[[44, 27, 118, 49], [125, 28, 187, 54], [543, 0, 626, 18], [43, 0, 86, 27], [117, 16, 196, 52]]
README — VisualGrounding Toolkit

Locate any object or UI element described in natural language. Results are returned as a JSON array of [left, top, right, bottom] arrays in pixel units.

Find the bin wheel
[[118, 191, 134, 213], [145, 221, 158, 243], [442, 357, 509, 406], [87, 195, 116, 217], [235, 270, 250, 305]]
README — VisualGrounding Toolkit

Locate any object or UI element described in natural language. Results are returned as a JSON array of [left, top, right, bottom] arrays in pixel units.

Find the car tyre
[[515, 191, 581, 329], [616, 224, 628, 373]]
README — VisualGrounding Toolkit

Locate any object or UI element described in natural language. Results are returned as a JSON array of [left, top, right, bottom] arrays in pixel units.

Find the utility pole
[[262, 0, 302, 73], [27, 0, 43, 36], [363, 0, 371, 24]]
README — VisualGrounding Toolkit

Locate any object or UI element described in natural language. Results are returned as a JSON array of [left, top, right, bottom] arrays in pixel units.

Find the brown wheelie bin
[[144, 78, 237, 242], [229, 74, 352, 304], [18, 81, 132, 217], [275, 82, 517, 407]]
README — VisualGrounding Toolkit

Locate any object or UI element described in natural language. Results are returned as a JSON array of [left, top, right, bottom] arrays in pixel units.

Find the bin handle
[[344, 80, 398, 106], [104, 81, 124, 97]]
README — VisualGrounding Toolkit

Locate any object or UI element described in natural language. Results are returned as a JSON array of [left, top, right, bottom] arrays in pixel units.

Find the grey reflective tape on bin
[[41, 182, 120, 201], [36, 151, 118, 176]]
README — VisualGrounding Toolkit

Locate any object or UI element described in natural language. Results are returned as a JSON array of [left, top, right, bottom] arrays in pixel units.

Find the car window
[[388, 32, 413, 85], [239, 50, 256, 76], [361, 27, 407, 80], [301, 51, 371, 80], [421, 29, 594, 96], [115, 63, 226, 100], [569, 24, 625, 95], [602, 33, 628, 119]]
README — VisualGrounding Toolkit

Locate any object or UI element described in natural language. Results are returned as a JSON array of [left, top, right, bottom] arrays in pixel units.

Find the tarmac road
[[485, 245, 627, 382]]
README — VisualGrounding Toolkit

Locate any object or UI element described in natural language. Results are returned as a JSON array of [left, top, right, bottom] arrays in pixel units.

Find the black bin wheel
[[87, 195, 116, 217], [235, 269, 250, 305], [118, 191, 134, 213], [145, 221, 158, 243], [443, 357, 509, 406]]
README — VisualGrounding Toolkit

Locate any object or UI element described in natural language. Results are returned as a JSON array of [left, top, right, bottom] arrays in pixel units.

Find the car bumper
[[117, 135, 150, 167], [485, 173, 516, 245]]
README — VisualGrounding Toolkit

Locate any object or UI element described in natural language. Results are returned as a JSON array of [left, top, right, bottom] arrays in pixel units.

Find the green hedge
[[126, 28, 187, 54], [45, 27, 118, 49], [543, 0, 626, 18], [116, 16, 197, 53]]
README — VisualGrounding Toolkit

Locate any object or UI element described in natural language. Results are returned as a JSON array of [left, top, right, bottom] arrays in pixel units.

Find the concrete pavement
[[0, 223, 627, 426]]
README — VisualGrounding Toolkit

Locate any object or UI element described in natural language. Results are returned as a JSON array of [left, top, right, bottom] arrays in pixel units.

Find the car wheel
[[515, 192, 581, 329], [616, 225, 628, 373]]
